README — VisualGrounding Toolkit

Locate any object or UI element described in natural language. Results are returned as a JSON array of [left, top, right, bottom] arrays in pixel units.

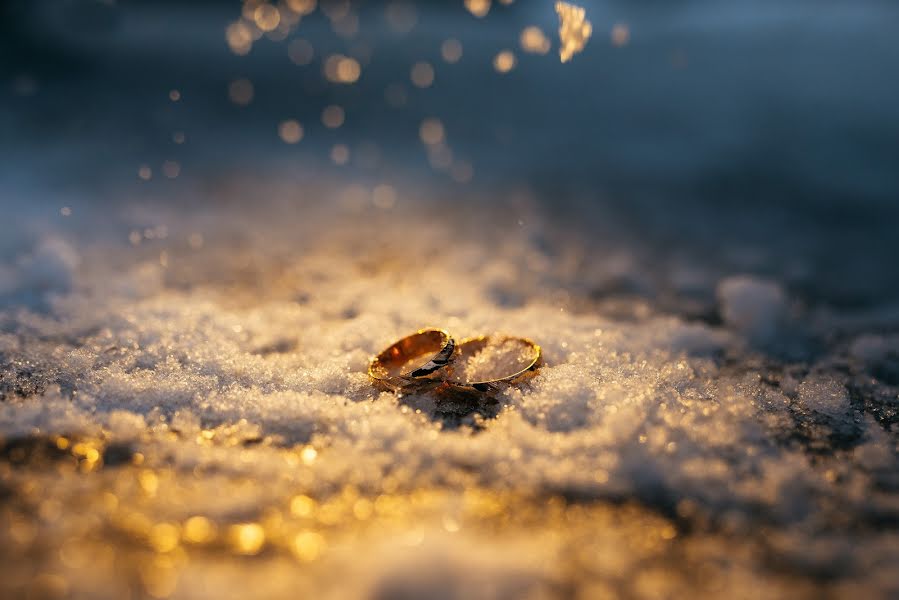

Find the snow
[[798, 377, 849, 418], [0, 182, 897, 599], [716, 275, 787, 344]]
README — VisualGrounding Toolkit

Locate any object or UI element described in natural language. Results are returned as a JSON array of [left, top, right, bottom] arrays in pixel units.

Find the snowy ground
[[3, 0, 899, 598], [1, 175, 897, 599]]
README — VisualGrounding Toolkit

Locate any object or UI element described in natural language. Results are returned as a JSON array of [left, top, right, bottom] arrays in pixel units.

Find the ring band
[[368, 328, 456, 389], [443, 335, 542, 392]]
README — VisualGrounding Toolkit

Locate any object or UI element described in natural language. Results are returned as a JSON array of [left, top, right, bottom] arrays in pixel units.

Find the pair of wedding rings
[[368, 328, 542, 394]]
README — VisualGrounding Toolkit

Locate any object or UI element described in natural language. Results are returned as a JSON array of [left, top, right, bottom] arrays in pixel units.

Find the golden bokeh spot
[[611, 23, 630, 47], [290, 495, 317, 517], [324, 54, 361, 83], [228, 523, 265, 555], [225, 21, 254, 56], [441, 38, 463, 63], [321, 105, 345, 128], [330, 144, 350, 165], [410, 62, 435, 88], [292, 530, 325, 562], [253, 4, 281, 31], [493, 50, 516, 73], [442, 515, 461, 532], [520, 26, 551, 55], [149, 522, 180, 553], [465, 0, 491, 18], [556, 1, 593, 63], [138, 470, 159, 496], [187, 233, 204, 249], [419, 118, 445, 145], [286, 0, 316, 16], [353, 498, 374, 520], [278, 119, 304, 144], [183, 516, 216, 544], [300, 445, 318, 464]]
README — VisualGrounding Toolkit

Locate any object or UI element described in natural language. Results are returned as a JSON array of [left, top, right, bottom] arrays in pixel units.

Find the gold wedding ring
[[369, 330, 542, 395], [368, 328, 455, 389], [443, 335, 542, 392]]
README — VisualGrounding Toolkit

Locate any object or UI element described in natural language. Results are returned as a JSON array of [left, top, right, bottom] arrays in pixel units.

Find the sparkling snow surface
[[1, 178, 898, 599]]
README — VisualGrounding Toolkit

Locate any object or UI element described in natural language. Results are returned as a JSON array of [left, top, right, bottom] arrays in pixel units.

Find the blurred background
[[3, 0, 899, 310], [3, 3, 899, 598]]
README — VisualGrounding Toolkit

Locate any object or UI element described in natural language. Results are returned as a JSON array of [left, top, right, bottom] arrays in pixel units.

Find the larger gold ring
[[443, 334, 542, 392], [368, 328, 456, 389]]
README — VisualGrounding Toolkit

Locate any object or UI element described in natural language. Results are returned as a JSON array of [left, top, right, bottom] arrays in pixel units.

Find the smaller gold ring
[[368, 328, 456, 389], [443, 334, 542, 392]]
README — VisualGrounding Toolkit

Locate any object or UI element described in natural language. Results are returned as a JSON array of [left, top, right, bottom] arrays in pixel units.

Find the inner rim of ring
[[444, 336, 540, 385], [371, 330, 452, 379]]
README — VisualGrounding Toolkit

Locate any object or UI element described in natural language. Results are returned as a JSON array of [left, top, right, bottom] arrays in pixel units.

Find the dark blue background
[[2, 0, 898, 310]]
